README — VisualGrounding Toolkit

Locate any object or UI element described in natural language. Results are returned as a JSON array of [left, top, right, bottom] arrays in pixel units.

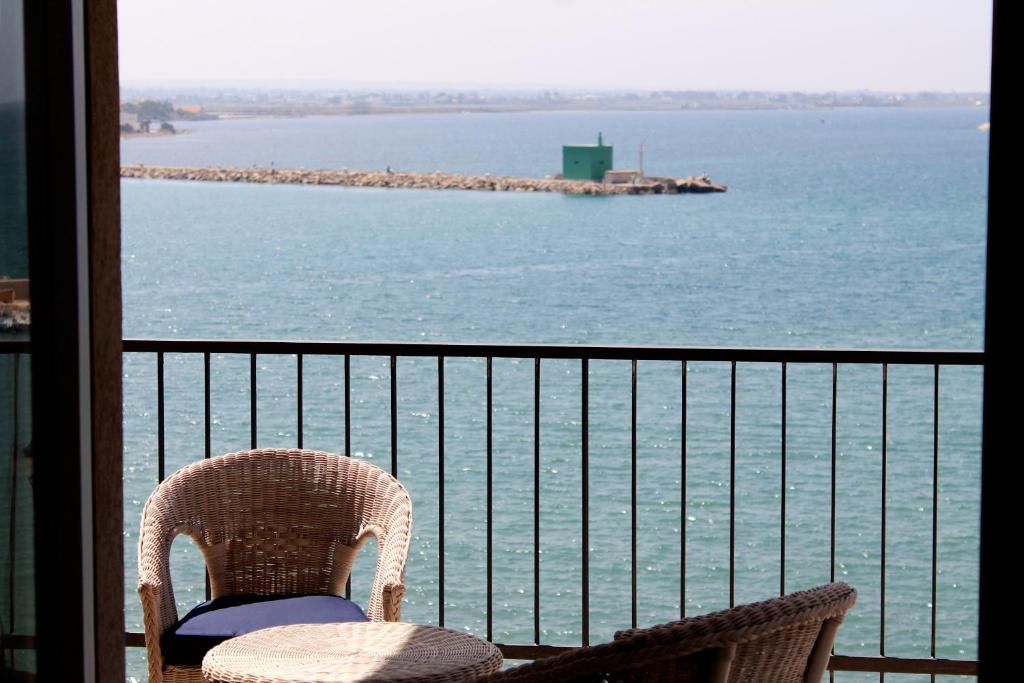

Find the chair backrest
[[139, 448, 411, 600], [489, 583, 856, 683]]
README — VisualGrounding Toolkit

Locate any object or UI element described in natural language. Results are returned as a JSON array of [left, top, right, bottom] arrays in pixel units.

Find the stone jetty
[[120, 165, 726, 195]]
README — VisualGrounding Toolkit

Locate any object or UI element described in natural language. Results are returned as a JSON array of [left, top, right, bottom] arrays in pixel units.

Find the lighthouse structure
[[562, 132, 614, 181]]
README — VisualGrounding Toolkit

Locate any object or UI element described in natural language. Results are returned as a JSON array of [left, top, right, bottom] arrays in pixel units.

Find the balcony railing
[[120, 338, 984, 678]]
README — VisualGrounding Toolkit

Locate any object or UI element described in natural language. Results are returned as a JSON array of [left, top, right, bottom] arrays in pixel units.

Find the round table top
[[201, 621, 503, 683]]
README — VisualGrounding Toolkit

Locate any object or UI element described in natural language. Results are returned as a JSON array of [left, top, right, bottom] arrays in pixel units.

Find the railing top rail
[[121, 338, 984, 365], [0, 340, 31, 353]]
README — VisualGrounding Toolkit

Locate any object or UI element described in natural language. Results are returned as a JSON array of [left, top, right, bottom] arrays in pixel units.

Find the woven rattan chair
[[138, 448, 412, 683], [488, 583, 856, 683]]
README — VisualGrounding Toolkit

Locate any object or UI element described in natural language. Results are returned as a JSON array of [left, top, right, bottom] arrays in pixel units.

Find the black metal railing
[[120, 338, 984, 677]]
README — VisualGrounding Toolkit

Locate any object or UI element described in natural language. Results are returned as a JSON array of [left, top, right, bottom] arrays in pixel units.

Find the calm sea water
[[120, 108, 988, 681]]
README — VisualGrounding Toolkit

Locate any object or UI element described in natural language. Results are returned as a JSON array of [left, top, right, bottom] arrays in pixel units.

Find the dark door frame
[[978, 2, 1007, 680], [22, 0, 121, 680]]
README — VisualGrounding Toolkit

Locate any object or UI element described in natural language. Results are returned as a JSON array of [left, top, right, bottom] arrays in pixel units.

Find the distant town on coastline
[[119, 86, 988, 125]]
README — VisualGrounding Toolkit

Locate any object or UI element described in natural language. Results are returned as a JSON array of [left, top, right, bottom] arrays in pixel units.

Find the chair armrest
[[380, 582, 406, 622], [138, 496, 183, 682], [363, 518, 411, 622], [138, 579, 173, 682]]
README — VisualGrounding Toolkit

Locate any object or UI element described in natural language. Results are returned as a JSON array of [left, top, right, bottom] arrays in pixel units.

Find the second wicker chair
[[137, 448, 412, 683], [488, 582, 857, 683]]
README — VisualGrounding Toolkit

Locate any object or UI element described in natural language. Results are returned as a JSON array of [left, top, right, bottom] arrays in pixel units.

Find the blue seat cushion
[[160, 593, 369, 667]]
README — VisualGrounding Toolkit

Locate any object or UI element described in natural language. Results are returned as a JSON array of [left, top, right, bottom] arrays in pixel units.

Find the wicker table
[[201, 622, 503, 683]]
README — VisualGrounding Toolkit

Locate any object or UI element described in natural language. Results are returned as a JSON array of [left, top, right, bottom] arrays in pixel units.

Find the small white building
[[604, 169, 642, 184]]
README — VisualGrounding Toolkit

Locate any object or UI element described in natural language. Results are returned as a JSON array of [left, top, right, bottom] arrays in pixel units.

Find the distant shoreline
[[192, 101, 990, 121], [119, 88, 989, 122], [121, 128, 193, 140], [116, 102, 992, 128]]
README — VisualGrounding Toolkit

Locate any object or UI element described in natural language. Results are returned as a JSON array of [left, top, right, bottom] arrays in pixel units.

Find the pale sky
[[118, 0, 992, 92]]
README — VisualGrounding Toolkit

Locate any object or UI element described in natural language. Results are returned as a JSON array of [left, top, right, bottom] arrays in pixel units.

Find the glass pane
[[1, 0, 35, 676]]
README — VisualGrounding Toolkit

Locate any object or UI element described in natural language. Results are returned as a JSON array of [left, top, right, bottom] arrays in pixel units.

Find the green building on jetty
[[562, 132, 613, 181]]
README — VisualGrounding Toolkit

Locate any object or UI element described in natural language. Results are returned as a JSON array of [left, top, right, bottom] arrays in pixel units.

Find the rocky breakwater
[[121, 165, 727, 195], [674, 175, 729, 193]]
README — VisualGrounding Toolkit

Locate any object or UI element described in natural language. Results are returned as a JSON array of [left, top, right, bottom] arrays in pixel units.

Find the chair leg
[[804, 618, 843, 683], [709, 643, 737, 683]]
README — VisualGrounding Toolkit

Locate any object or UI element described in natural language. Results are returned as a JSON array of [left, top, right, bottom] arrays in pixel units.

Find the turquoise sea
[[120, 107, 988, 681]]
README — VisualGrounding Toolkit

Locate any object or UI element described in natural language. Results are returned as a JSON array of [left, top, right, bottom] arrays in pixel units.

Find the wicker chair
[[138, 448, 412, 683], [488, 583, 856, 683]]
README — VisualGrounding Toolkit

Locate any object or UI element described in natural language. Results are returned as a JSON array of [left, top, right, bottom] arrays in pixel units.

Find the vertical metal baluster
[[729, 361, 736, 607], [534, 357, 541, 644], [157, 352, 165, 482], [344, 355, 351, 457], [486, 356, 493, 642], [931, 364, 939, 683], [390, 355, 397, 478], [680, 360, 687, 619], [10, 355, 20, 637], [830, 362, 838, 683], [344, 354, 351, 600], [780, 362, 787, 596], [631, 359, 638, 629], [880, 363, 888, 683], [249, 353, 257, 449], [581, 358, 589, 646], [204, 353, 211, 460], [438, 357, 445, 628], [831, 363, 838, 584], [204, 351, 212, 601], [296, 354, 303, 449]]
